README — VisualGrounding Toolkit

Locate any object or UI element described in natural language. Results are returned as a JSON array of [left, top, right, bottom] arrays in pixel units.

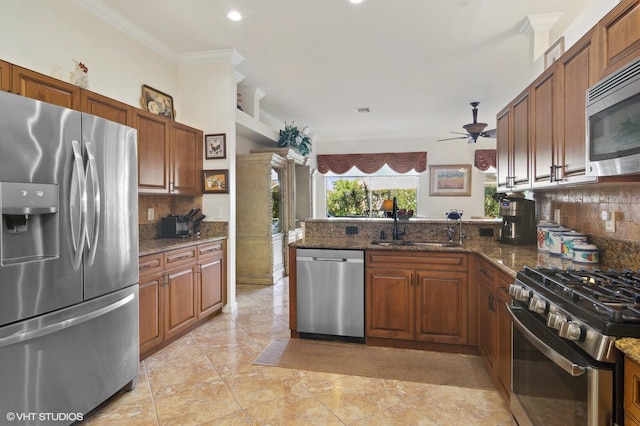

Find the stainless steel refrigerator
[[0, 90, 139, 424]]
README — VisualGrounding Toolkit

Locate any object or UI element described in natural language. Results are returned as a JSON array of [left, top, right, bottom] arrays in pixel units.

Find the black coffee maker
[[499, 197, 536, 245]]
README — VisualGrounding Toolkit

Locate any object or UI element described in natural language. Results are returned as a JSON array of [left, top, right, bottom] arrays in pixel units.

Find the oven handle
[[507, 304, 586, 376]]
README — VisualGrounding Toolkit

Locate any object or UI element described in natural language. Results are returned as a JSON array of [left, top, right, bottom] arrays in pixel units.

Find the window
[[325, 165, 419, 217]]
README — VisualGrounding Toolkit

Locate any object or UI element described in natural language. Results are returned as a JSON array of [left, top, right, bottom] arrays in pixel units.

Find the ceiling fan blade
[[450, 131, 470, 136], [480, 128, 497, 138], [437, 136, 469, 141]]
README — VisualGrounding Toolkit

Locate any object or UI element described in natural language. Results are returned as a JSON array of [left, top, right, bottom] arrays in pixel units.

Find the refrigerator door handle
[[0, 292, 135, 349], [84, 140, 101, 266], [71, 139, 87, 271]]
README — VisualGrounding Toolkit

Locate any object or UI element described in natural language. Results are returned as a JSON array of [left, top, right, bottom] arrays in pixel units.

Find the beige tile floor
[[83, 279, 513, 425]]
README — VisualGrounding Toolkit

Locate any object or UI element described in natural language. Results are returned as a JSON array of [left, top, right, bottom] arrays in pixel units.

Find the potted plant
[[278, 122, 312, 156]]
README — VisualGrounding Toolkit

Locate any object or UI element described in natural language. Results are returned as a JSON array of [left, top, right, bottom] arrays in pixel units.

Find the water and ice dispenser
[[0, 182, 59, 265]]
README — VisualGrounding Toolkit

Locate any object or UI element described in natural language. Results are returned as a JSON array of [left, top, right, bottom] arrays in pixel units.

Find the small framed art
[[203, 169, 229, 194], [205, 133, 226, 159], [141, 84, 175, 119], [429, 164, 472, 196]]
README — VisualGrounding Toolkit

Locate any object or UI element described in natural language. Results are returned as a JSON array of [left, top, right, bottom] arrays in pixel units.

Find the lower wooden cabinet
[[625, 356, 640, 425], [366, 251, 469, 346], [474, 254, 513, 403], [197, 242, 226, 319], [138, 240, 226, 359]]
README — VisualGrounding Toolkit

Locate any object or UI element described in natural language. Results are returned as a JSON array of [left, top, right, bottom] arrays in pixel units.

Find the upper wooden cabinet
[[134, 109, 202, 195], [0, 60, 10, 91], [134, 109, 171, 193], [595, 0, 640, 80], [80, 89, 133, 126], [530, 30, 599, 189], [497, 89, 530, 192], [11, 66, 80, 109], [171, 121, 203, 195]]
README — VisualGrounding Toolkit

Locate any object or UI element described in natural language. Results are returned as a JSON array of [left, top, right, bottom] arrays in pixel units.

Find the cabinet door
[[197, 250, 224, 319], [134, 109, 171, 193], [496, 106, 511, 191], [415, 270, 468, 344], [0, 60, 10, 92], [512, 90, 531, 189], [531, 67, 557, 188], [11, 66, 80, 109], [171, 122, 202, 195], [80, 89, 132, 126], [559, 31, 597, 184], [139, 271, 164, 355], [496, 273, 513, 402], [366, 268, 414, 340], [138, 253, 164, 357], [596, 0, 640, 79], [477, 277, 497, 371], [164, 264, 198, 340]]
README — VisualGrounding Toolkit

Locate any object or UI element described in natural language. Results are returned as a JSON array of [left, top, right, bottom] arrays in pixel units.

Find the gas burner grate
[[520, 266, 640, 324]]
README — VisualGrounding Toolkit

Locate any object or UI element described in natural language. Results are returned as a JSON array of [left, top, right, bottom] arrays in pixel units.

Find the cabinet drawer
[[139, 253, 163, 277], [197, 241, 224, 260], [164, 246, 197, 269], [476, 256, 497, 283], [367, 251, 467, 272]]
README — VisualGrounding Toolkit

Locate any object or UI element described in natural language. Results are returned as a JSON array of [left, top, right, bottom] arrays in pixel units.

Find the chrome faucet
[[445, 210, 465, 244], [392, 197, 406, 240]]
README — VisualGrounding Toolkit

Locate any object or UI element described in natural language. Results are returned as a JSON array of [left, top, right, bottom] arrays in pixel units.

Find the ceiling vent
[[354, 107, 371, 113]]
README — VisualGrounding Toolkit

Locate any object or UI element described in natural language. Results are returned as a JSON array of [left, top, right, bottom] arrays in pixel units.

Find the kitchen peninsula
[[289, 217, 619, 404]]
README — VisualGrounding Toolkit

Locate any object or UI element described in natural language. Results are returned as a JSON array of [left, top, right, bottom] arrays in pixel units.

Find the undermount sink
[[369, 240, 460, 247]]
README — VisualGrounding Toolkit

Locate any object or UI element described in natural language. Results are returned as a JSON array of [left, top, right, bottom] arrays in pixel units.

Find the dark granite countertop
[[293, 236, 605, 278], [139, 234, 227, 256]]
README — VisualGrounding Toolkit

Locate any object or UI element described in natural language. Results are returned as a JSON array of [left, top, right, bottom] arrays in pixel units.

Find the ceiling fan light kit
[[438, 102, 496, 144]]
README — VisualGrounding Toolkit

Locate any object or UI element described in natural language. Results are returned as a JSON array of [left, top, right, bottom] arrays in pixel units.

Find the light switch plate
[[147, 208, 154, 221], [605, 211, 616, 232]]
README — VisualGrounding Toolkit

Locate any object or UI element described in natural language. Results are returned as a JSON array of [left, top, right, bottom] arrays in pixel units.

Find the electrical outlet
[[605, 211, 616, 232], [213, 207, 222, 219], [346, 226, 359, 235], [553, 208, 561, 224], [147, 208, 154, 221]]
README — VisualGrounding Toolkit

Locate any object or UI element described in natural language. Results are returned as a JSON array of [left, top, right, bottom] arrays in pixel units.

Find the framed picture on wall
[[429, 164, 472, 196], [205, 133, 226, 159], [140, 84, 175, 119], [203, 169, 228, 194]]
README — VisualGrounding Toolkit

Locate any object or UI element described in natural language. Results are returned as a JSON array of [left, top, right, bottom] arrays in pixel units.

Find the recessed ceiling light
[[227, 10, 242, 21], [348, 0, 367, 4]]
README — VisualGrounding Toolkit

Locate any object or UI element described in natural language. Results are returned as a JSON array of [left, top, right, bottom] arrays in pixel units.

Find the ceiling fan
[[438, 102, 496, 143]]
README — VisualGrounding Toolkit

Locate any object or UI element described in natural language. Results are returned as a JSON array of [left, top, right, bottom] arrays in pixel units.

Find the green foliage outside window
[[327, 178, 417, 217], [484, 184, 500, 218]]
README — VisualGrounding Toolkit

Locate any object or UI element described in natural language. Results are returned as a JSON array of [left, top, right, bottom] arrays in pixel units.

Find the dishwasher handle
[[298, 256, 363, 263]]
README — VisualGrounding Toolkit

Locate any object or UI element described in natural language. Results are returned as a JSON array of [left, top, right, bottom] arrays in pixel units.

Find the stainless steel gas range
[[507, 266, 640, 426]]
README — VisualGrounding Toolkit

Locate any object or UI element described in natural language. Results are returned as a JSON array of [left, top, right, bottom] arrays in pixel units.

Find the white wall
[[0, 0, 178, 110]]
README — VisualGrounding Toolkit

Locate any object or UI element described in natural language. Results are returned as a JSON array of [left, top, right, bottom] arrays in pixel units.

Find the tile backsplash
[[533, 183, 640, 242], [534, 183, 640, 270]]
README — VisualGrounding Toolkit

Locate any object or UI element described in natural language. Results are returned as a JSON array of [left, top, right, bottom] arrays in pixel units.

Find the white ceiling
[[91, 0, 593, 143]]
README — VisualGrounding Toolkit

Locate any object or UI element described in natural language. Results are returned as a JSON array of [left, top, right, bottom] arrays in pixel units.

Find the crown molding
[[74, 0, 178, 62], [179, 49, 245, 66], [236, 71, 246, 84], [260, 110, 284, 131], [75, 0, 245, 67], [519, 12, 563, 36]]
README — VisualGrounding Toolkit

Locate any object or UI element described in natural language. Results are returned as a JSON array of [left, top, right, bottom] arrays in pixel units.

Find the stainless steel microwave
[[586, 57, 640, 176]]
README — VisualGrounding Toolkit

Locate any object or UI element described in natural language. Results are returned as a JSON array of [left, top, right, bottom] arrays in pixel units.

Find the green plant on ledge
[[278, 122, 312, 156]]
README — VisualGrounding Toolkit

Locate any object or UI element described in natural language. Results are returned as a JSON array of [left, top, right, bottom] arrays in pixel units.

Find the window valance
[[317, 152, 427, 174], [474, 149, 496, 171]]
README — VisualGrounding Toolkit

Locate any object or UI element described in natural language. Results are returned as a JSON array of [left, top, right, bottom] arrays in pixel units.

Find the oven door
[[508, 305, 613, 426]]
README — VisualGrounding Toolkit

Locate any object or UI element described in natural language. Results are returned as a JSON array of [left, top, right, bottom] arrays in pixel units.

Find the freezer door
[[0, 285, 139, 423], [82, 113, 139, 300], [0, 91, 83, 326]]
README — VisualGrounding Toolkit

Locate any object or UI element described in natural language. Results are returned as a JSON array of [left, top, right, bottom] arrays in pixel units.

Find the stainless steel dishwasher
[[296, 248, 365, 340]]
